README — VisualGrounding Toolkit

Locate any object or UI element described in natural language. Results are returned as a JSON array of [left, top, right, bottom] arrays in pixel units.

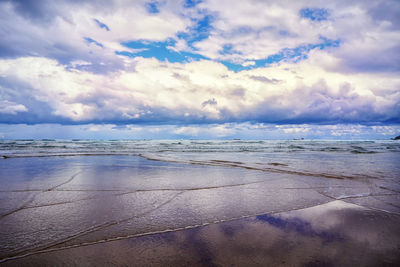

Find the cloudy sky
[[0, 0, 399, 139]]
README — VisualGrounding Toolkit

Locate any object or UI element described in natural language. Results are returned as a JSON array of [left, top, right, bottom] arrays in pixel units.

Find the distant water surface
[[1, 139, 399, 182]]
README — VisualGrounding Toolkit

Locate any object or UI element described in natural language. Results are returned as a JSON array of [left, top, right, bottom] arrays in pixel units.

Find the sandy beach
[[2, 200, 399, 266], [0, 140, 399, 266]]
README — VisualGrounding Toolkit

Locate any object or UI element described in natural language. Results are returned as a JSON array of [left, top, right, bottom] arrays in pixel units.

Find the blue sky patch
[[184, 0, 202, 8], [84, 37, 103, 48], [219, 44, 242, 56], [178, 14, 214, 50], [94, 19, 110, 31], [146, 1, 160, 14], [116, 14, 215, 62], [300, 8, 330, 21], [117, 36, 339, 71], [117, 39, 208, 63], [219, 37, 340, 72]]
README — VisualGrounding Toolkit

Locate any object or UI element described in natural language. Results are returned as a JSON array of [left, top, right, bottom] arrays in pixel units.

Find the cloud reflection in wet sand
[[4, 201, 400, 266]]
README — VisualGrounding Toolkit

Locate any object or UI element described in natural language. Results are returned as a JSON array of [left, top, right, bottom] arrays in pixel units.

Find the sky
[[0, 0, 399, 139]]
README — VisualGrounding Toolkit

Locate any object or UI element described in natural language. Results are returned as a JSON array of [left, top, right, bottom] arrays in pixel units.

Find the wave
[[138, 153, 380, 181], [1, 150, 384, 181], [1, 140, 398, 156]]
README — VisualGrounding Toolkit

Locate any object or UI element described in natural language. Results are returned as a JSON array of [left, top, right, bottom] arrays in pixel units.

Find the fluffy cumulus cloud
[[0, 100, 27, 114], [1, 53, 398, 124], [0, 0, 399, 138]]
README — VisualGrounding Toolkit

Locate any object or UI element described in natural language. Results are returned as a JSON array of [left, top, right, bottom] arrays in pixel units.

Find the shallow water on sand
[[0, 140, 399, 264], [2, 201, 400, 266]]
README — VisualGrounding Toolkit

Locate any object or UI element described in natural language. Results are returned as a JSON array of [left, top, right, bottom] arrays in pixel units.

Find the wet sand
[[2, 200, 400, 266], [0, 155, 399, 266]]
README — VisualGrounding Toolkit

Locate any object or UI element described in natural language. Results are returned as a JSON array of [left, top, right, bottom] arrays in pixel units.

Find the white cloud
[[0, 0, 191, 73], [84, 124, 117, 132], [173, 126, 200, 136], [1, 0, 399, 74], [1, 123, 399, 139], [70, 60, 92, 67], [0, 53, 399, 124], [0, 100, 27, 114], [371, 126, 398, 136], [186, 0, 400, 72], [282, 127, 311, 134], [242, 61, 256, 67]]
